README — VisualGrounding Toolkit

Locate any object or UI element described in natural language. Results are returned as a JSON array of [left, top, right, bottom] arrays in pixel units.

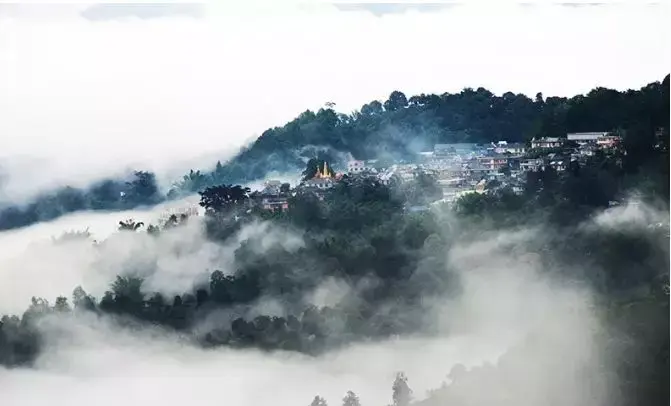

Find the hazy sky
[[0, 1, 668, 202]]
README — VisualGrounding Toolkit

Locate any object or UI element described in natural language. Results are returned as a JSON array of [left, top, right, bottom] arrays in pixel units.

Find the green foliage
[[198, 184, 251, 214], [0, 77, 668, 406], [0, 171, 164, 231], [0, 76, 668, 232]]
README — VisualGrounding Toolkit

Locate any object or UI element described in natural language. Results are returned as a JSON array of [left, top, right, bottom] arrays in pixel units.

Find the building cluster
[[249, 131, 622, 213]]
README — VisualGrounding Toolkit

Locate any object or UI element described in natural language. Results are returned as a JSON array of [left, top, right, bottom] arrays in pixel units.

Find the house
[[596, 135, 621, 149], [531, 137, 562, 149], [260, 195, 289, 212], [347, 160, 366, 174], [489, 141, 527, 155], [434, 144, 456, 157], [261, 180, 282, 195], [377, 167, 399, 185], [465, 163, 497, 178], [476, 155, 511, 171], [547, 154, 569, 171], [434, 143, 478, 157], [567, 132, 608, 145], [520, 158, 544, 172]]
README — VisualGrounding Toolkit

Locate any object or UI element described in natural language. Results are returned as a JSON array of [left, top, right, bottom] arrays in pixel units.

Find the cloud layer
[[1, 1, 668, 202]]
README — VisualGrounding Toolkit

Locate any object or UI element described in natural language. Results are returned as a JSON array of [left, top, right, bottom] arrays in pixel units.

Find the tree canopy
[[0, 76, 667, 231]]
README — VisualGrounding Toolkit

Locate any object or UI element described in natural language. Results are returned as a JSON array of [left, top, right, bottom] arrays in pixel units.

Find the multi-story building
[[476, 155, 514, 171], [260, 195, 289, 212], [262, 180, 282, 195], [347, 160, 366, 174], [489, 141, 527, 155], [567, 132, 608, 146], [520, 158, 544, 172], [531, 137, 563, 149]]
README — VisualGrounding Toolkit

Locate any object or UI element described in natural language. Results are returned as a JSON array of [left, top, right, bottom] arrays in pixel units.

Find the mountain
[[182, 74, 670, 190], [0, 75, 668, 231]]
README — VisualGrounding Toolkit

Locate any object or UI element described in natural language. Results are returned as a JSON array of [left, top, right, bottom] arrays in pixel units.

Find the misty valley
[[0, 4, 669, 403], [1, 75, 669, 406]]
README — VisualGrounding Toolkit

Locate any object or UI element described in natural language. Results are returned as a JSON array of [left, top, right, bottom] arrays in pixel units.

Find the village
[[250, 131, 625, 213]]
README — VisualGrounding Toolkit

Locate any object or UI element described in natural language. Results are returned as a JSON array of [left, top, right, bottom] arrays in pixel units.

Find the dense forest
[[0, 75, 668, 230], [0, 76, 669, 406]]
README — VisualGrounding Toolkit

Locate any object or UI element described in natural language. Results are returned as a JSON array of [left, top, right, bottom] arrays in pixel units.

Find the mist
[[0, 2, 667, 406], [1, 1, 668, 203], [1, 200, 659, 406]]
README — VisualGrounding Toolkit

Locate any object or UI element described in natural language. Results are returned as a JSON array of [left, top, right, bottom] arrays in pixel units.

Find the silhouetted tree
[[392, 372, 412, 406], [310, 395, 328, 406], [118, 219, 144, 231], [342, 391, 361, 406], [199, 184, 250, 213]]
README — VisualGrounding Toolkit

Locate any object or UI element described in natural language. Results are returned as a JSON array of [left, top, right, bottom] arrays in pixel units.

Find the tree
[[111, 275, 144, 303], [310, 396, 328, 406], [392, 372, 412, 406], [342, 391, 361, 406], [72, 286, 96, 311], [123, 171, 161, 206], [89, 179, 123, 209], [53, 296, 71, 312], [384, 91, 408, 112], [360, 100, 384, 116], [118, 219, 144, 231], [198, 184, 250, 213], [172, 169, 210, 195]]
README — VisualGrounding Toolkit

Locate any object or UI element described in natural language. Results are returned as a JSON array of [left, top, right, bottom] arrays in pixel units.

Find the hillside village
[[248, 130, 638, 213]]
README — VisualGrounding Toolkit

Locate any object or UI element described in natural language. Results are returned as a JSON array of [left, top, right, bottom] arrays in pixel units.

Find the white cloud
[[0, 211, 612, 406], [0, 1, 668, 203]]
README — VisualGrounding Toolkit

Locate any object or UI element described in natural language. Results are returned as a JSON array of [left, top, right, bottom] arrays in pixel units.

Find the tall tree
[[342, 391, 361, 406], [310, 396, 328, 406], [198, 184, 250, 213], [123, 171, 161, 206], [384, 90, 408, 112], [392, 372, 412, 406]]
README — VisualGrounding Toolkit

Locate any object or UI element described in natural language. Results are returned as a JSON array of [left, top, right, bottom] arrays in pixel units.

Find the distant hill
[[0, 75, 668, 231], [197, 75, 670, 188]]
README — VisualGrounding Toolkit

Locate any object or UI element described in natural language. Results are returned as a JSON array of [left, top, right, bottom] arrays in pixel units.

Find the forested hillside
[[1, 88, 669, 406], [0, 75, 668, 230], [184, 75, 669, 189]]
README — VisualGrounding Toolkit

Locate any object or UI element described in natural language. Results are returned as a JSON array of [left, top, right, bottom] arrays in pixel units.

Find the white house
[[531, 137, 562, 149], [491, 141, 526, 154], [567, 132, 608, 146], [347, 160, 366, 174]]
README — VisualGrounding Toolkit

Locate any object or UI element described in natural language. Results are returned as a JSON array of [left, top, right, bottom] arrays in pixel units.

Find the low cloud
[[0, 200, 646, 406], [1, 2, 667, 203]]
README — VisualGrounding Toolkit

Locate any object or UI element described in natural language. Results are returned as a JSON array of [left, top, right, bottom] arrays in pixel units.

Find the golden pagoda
[[313, 161, 332, 179]]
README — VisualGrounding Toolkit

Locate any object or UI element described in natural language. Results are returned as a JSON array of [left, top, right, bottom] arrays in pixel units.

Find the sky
[[0, 1, 668, 203]]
